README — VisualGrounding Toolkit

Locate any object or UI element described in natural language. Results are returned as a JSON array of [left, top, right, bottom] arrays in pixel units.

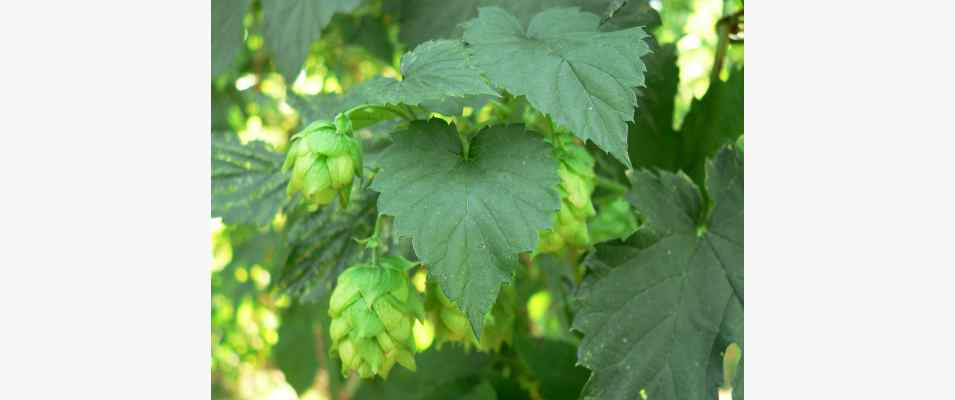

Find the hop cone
[[426, 283, 516, 352], [328, 256, 423, 379], [283, 114, 362, 210], [538, 136, 596, 253]]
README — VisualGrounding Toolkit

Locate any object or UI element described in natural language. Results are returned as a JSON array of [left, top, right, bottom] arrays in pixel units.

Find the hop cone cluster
[[538, 135, 596, 253], [589, 197, 639, 243], [283, 114, 362, 210], [426, 282, 516, 352], [328, 256, 423, 379]]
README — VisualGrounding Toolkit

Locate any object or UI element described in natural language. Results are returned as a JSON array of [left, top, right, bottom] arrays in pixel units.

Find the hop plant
[[426, 282, 516, 352], [328, 256, 423, 379], [537, 135, 597, 253], [283, 114, 363, 210]]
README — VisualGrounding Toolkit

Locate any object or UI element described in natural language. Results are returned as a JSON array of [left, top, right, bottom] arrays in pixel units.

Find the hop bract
[[426, 283, 515, 352], [538, 135, 596, 254], [328, 256, 423, 379], [283, 115, 363, 210]]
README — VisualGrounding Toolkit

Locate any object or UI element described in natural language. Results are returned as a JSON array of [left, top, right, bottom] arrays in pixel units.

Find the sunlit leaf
[[371, 121, 560, 336], [351, 40, 498, 109], [463, 7, 651, 166]]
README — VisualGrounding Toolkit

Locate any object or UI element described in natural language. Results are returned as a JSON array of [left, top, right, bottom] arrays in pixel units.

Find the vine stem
[[356, 213, 386, 265], [594, 175, 629, 194], [711, 9, 744, 82]]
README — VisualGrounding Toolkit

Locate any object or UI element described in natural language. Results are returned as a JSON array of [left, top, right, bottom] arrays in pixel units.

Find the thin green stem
[[356, 213, 386, 264]]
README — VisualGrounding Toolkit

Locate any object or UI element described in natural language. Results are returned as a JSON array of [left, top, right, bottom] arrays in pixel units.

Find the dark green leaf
[[274, 297, 346, 397], [353, 347, 492, 400], [704, 339, 729, 398], [516, 337, 589, 400], [371, 121, 560, 336], [460, 382, 498, 400], [262, 0, 363, 82], [463, 7, 651, 167], [351, 40, 498, 109], [572, 147, 743, 400], [680, 69, 744, 184], [733, 357, 744, 400], [212, 133, 288, 226], [628, 43, 682, 171], [212, 0, 251, 77], [273, 302, 321, 394], [490, 374, 532, 400]]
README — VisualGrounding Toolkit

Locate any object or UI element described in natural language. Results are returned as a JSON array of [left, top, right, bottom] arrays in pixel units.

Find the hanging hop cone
[[283, 114, 362, 210], [425, 282, 516, 352], [328, 256, 423, 379], [538, 135, 596, 253]]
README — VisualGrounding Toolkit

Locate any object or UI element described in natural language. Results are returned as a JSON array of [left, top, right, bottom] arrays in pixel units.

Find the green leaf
[[421, 94, 495, 117], [212, 133, 288, 226], [572, 147, 743, 400], [534, 255, 576, 337], [733, 357, 744, 400], [490, 374, 532, 400], [287, 92, 353, 124], [351, 40, 498, 109], [338, 14, 396, 63], [516, 337, 589, 400], [273, 302, 320, 394], [353, 347, 492, 400], [211, 0, 251, 77], [371, 121, 560, 336], [704, 339, 730, 398], [463, 7, 651, 167], [277, 193, 377, 302], [273, 297, 346, 397], [395, 0, 659, 47], [680, 69, 744, 184], [628, 43, 682, 171], [262, 0, 363, 82], [460, 382, 498, 400]]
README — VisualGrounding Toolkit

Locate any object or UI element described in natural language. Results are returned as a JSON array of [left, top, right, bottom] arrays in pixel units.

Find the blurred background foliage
[[212, 0, 743, 398]]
